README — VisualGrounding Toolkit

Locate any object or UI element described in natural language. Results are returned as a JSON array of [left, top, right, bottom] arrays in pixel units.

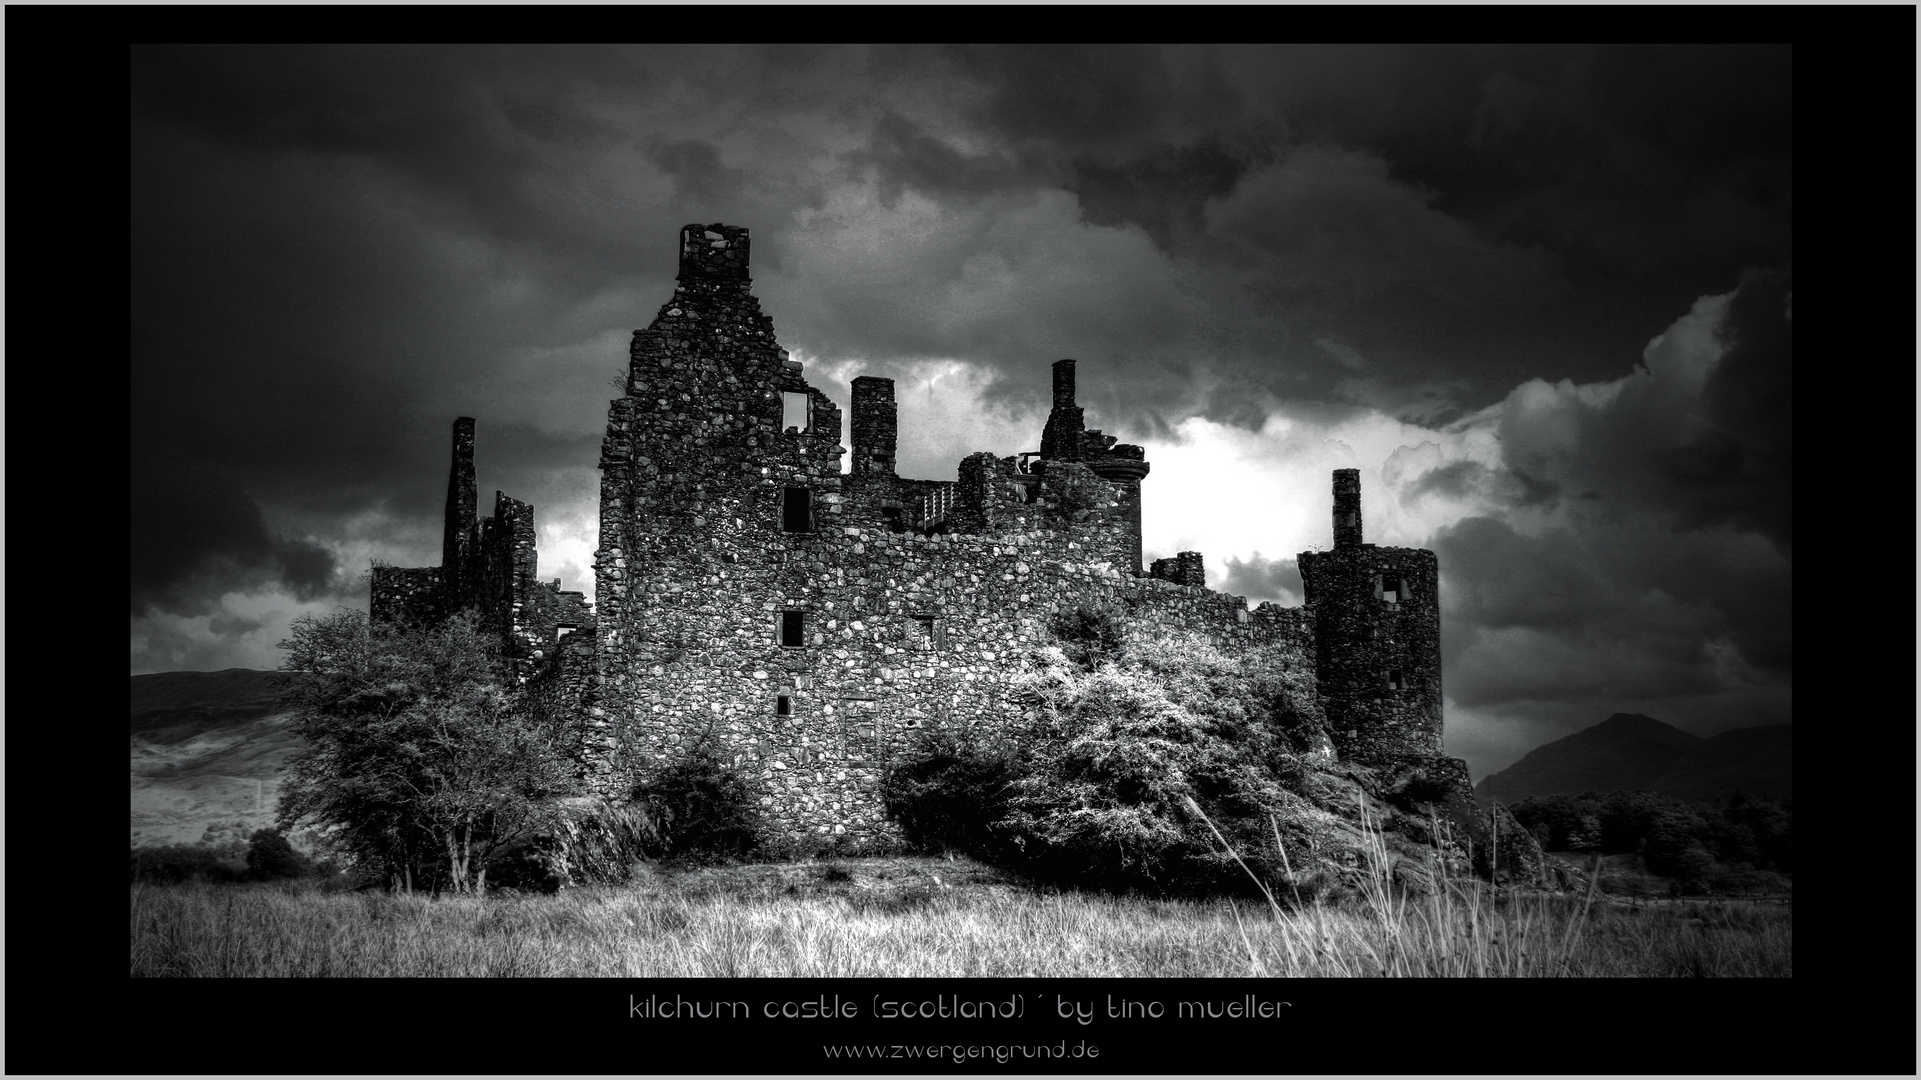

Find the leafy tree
[[245, 828, 312, 880], [273, 610, 576, 895]]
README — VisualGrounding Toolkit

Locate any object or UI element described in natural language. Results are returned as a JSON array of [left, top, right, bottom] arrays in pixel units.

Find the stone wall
[[443, 417, 477, 600], [1151, 551, 1206, 587], [587, 222, 1339, 847], [849, 376, 898, 478], [592, 514, 1321, 847], [1298, 543, 1443, 759], [370, 565, 443, 627]]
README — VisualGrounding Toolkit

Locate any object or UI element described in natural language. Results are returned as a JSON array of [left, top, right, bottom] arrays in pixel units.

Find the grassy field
[[129, 853, 1789, 978]]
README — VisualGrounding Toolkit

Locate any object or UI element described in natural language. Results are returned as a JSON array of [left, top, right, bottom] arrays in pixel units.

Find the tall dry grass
[[130, 837, 1788, 978], [1184, 794, 1789, 977]]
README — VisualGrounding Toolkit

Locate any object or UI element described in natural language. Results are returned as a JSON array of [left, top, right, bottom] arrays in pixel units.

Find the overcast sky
[[131, 45, 1791, 777]]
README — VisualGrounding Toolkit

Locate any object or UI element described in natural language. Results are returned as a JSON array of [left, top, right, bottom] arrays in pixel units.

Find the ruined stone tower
[[371, 417, 593, 679], [1298, 469, 1443, 759]]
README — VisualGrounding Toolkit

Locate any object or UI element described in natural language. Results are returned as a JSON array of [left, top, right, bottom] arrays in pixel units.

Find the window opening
[[781, 610, 805, 647], [776, 694, 792, 716], [913, 614, 940, 650], [782, 391, 811, 433], [782, 487, 813, 532], [1382, 574, 1403, 603], [881, 505, 904, 533], [556, 624, 577, 641], [1387, 669, 1405, 691]]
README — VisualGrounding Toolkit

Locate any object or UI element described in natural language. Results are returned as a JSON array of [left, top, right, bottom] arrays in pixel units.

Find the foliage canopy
[[273, 610, 576, 894]]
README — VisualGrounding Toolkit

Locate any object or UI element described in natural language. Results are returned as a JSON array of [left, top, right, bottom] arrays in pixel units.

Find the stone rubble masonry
[[1298, 468, 1443, 761], [1332, 466, 1364, 549], [369, 565, 443, 627], [370, 221, 1461, 852], [849, 376, 898, 478], [1038, 359, 1085, 462], [1150, 551, 1206, 587], [570, 222, 1455, 849], [443, 417, 477, 601]]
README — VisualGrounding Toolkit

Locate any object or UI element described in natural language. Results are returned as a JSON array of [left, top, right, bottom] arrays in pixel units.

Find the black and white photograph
[[130, 42, 1799, 1045]]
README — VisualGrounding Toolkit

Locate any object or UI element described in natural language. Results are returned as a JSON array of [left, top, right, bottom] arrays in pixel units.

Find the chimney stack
[[1039, 358, 1085, 461], [850, 376, 898, 476], [443, 417, 478, 594], [677, 223, 751, 283], [1332, 468, 1363, 548]]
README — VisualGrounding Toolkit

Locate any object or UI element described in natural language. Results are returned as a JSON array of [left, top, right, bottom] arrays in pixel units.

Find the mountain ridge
[[1475, 713, 1790, 804]]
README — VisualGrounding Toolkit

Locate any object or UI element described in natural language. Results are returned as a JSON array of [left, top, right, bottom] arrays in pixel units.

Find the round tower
[[1298, 470, 1443, 760]]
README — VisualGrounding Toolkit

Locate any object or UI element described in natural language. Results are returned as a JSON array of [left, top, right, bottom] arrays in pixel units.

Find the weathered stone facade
[[571, 222, 1456, 847], [371, 222, 1463, 853], [1299, 468, 1444, 761]]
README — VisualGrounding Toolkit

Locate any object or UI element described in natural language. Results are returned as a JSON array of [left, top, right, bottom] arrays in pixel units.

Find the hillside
[[131, 669, 298, 847], [1475, 713, 1790, 805]]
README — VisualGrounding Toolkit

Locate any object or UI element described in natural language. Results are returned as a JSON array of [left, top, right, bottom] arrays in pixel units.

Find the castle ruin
[[375, 223, 1456, 850]]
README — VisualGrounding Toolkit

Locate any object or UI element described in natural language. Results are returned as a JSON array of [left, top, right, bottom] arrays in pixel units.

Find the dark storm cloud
[[646, 137, 748, 204], [131, 456, 341, 616], [854, 111, 1056, 204], [1409, 461, 1487, 501], [1070, 137, 1265, 253], [1425, 270, 1791, 738], [131, 39, 1789, 759], [1488, 270, 1792, 550], [1692, 268, 1792, 549], [131, 45, 633, 252], [832, 44, 1791, 423]]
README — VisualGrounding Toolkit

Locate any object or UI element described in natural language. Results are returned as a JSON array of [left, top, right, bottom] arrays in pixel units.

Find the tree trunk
[[447, 832, 469, 894]]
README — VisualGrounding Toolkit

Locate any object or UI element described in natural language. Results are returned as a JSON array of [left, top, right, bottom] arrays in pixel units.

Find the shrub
[[1001, 656, 1304, 893], [877, 631, 1318, 895], [1049, 605, 1124, 670], [632, 750, 762, 862], [245, 828, 313, 880], [879, 726, 1024, 859], [274, 610, 577, 894], [131, 843, 248, 884]]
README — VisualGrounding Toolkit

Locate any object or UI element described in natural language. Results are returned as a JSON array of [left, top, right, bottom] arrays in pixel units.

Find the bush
[[1511, 792, 1792, 873], [131, 843, 248, 884], [632, 750, 762, 862], [880, 631, 1318, 896], [879, 726, 1024, 859], [1001, 659, 1303, 893], [245, 829, 313, 880], [1050, 605, 1124, 670]]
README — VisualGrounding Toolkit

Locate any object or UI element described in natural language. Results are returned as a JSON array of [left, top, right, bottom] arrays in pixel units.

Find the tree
[[273, 610, 577, 895], [246, 828, 311, 880]]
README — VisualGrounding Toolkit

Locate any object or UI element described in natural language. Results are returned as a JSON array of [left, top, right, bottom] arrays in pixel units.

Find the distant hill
[[130, 669, 300, 847], [1475, 713, 1791, 805]]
